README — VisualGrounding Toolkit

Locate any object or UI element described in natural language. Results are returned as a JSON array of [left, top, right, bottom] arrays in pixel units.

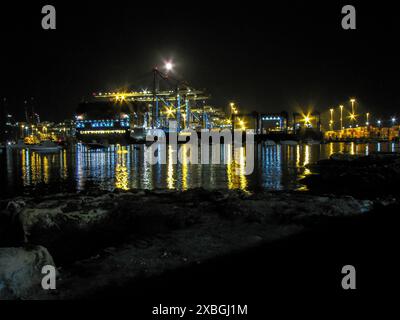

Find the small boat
[[30, 141, 62, 153], [9, 140, 30, 149]]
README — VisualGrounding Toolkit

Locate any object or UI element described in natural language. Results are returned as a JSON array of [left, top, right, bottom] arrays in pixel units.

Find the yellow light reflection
[[30, 152, 41, 184], [180, 145, 188, 191], [43, 156, 49, 184], [350, 142, 355, 155], [238, 147, 248, 191], [329, 142, 334, 157], [61, 149, 68, 179], [226, 146, 248, 191], [303, 145, 311, 176], [115, 146, 129, 190], [296, 144, 312, 191], [167, 145, 175, 189], [21, 149, 30, 186]]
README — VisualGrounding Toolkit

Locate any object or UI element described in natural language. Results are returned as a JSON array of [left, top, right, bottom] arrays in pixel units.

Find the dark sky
[[1, 1, 399, 123]]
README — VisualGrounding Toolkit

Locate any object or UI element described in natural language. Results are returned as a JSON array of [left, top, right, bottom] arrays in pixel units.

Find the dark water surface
[[1, 142, 398, 198]]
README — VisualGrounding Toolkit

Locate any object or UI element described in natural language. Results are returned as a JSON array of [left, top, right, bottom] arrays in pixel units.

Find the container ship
[[75, 100, 131, 145]]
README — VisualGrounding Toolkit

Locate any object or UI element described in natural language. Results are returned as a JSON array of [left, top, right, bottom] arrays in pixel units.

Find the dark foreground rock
[[0, 189, 379, 299], [0, 246, 54, 300], [301, 152, 400, 196], [1, 190, 373, 262]]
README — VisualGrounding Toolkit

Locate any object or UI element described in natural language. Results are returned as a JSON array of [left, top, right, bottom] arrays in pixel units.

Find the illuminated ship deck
[[75, 101, 131, 144]]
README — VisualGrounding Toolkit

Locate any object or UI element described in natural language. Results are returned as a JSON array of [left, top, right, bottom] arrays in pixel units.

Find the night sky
[[1, 1, 399, 122]]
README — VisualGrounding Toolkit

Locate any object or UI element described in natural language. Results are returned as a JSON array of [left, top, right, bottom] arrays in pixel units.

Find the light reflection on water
[[1, 142, 398, 198]]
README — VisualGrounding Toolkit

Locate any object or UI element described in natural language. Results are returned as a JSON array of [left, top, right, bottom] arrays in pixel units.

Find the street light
[[329, 108, 334, 130], [165, 107, 174, 118], [391, 117, 396, 125], [339, 105, 344, 130], [377, 120, 382, 127], [366, 112, 370, 126], [350, 98, 356, 114], [302, 113, 313, 127], [230, 102, 238, 116], [350, 98, 357, 126]]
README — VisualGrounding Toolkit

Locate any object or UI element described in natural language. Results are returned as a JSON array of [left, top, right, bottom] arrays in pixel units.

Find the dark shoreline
[[0, 187, 390, 300], [1, 152, 399, 301], [72, 199, 398, 300]]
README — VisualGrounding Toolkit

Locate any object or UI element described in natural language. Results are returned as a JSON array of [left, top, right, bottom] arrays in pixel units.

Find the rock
[[0, 187, 388, 300], [0, 209, 25, 247], [6, 199, 26, 215], [329, 152, 360, 162], [302, 152, 400, 196], [0, 188, 378, 268], [219, 192, 374, 222], [0, 246, 55, 300]]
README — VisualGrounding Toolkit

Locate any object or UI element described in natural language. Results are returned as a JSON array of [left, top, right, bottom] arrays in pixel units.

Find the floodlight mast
[[151, 67, 189, 130]]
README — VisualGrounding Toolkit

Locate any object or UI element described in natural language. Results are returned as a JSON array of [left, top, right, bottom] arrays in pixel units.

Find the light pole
[[349, 112, 356, 124], [366, 112, 370, 126], [349, 98, 357, 126], [339, 105, 344, 130], [329, 108, 334, 130], [350, 98, 356, 114], [229, 102, 238, 130], [230, 102, 238, 116]]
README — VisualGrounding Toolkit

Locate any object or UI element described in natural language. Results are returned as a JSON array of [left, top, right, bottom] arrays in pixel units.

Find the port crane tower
[[94, 68, 210, 132]]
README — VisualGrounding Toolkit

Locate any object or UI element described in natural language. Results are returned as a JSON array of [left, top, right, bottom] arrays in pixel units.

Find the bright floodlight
[[165, 62, 173, 71]]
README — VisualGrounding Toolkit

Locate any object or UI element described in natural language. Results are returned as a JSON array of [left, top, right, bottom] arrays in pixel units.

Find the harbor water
[[1, 142, 398, 198]]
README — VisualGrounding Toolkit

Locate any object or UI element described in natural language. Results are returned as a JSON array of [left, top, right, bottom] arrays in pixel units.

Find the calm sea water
[[1, 142, 398, 198]]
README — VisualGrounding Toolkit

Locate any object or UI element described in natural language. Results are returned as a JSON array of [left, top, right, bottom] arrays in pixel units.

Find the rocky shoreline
[[301, 152, 400, 197], [1, 152, 399, 300]]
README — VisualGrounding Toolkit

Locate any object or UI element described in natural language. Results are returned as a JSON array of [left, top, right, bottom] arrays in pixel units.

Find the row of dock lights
[[76, 118, 130, 129], [230, 102, 238, 115], [327, 98, 398, 130], [330, 98, 361, 129], [229, 102, 247, 130], [95, 62, 174, 99]]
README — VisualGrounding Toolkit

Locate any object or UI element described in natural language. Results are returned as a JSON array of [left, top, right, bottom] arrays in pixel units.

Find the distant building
[[24, 98, 40, 125], [0, 98, 18, 143], [325, 125, 400, 141]]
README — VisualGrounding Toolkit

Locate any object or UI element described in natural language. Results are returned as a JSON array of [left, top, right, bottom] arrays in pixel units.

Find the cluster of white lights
[[262, 116, 282, 121], [80, 130, 126, 135], [76, 118, 130, 129]]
